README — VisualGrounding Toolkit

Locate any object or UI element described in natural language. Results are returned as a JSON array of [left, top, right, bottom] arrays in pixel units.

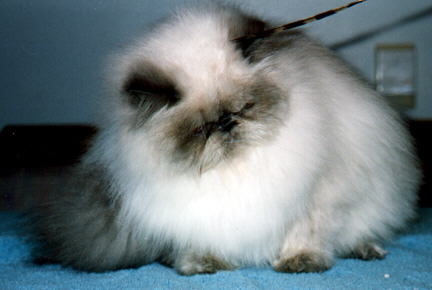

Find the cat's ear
[[232, 17, 267, 58], [122, 66, 180, 111], [243, 17, 267, 38]]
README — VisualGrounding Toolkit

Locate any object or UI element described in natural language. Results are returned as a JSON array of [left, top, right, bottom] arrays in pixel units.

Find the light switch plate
[[375, 44, 416, 108]]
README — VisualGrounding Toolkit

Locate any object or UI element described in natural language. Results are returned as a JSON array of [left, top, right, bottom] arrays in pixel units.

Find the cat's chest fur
[[115, 149, 306, 265]]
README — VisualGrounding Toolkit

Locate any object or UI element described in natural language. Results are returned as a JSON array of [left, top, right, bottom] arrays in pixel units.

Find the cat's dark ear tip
[[233, 17, 268, 59], [245, 18, 267, 36]]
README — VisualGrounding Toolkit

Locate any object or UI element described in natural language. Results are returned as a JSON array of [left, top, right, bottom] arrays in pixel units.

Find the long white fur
[[86, 4, 419, 268]]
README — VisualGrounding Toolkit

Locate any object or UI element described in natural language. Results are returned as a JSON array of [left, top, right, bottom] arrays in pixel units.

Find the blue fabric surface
[[0, 210, 431, 290]]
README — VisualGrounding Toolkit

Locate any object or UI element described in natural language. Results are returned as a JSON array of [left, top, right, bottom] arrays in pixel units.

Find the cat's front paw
[[348, 242, 387, 261], [174, 253, 234, 276], [273, 251, 333, 273]]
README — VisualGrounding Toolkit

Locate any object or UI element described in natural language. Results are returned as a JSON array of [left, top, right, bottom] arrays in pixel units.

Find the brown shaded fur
[[165, 79, 284, 172], [122, 64, 181, 128], [246, 31, 305, 63], [32, 164, 164, 272], [274, 252, 332, 273]]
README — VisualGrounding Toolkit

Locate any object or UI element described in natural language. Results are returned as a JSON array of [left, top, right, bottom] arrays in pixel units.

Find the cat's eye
[[243, 102, 255, 110]]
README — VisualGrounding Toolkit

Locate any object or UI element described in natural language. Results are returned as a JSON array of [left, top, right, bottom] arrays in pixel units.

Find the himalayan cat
[[34, 3, 420, 275]]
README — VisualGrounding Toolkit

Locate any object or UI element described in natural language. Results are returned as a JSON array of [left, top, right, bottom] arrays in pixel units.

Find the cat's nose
[[218, 112, 238, 132]]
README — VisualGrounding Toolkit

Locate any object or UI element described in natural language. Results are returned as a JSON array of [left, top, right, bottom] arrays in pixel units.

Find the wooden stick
[[233, 0, 368, 42]]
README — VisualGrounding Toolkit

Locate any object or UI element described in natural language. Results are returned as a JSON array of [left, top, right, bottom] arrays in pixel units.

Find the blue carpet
[[0, 210, 431, 290]]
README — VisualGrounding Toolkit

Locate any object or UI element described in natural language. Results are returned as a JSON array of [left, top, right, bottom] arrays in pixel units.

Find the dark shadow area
[[408, 120, 432, 207], [0, 125, 97, 210]]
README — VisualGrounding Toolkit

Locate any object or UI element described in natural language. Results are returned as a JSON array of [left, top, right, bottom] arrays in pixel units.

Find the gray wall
[[1, 0, 431, 128]]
